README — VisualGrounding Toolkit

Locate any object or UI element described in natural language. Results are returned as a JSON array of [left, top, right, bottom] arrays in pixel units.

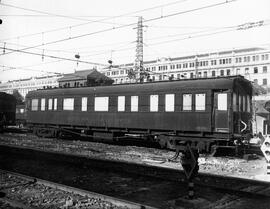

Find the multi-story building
[[0, 74, 63, 98], [100, 47, 270, 90]]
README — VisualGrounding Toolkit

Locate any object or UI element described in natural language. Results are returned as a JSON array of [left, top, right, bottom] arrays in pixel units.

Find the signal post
[[170, 142, 199, 199]]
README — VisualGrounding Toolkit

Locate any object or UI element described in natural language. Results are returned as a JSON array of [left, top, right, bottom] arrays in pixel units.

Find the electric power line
[[0, 0, 189, 42], [0, 0, 237, 57], [0, 47, 109, 66]]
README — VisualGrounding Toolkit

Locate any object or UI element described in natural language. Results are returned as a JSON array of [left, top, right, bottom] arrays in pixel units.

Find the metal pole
[[267, 160, 270, 175], [188, 180, 194, 199]]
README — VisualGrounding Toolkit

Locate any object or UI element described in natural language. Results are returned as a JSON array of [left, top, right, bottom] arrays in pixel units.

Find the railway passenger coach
[[0, 92, 16, 132], [25, 76, 253, 152]]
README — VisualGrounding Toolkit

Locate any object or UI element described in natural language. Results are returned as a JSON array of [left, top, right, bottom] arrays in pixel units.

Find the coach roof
[[27, 76, 251, 97]]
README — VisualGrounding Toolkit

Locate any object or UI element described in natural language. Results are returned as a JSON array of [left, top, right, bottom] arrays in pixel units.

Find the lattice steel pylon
[[134, 16, 144, 82]]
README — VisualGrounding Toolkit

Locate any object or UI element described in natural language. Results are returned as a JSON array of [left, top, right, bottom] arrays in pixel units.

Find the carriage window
[[165, 94, 175, 112], [195, 94, 205, 111], [217, 93, 227, 110], [131, 96, 138, 112], [31, 99, 38, 111], [183, 94, 192, 111], [243, 96, 246, 112], [239, 95, 242, 112], [53, 98, 57, 110], [233, 93, 237, 111], [94, 97, 109, 111], [81, 97, 87, 111], [63, 98, 74, 110], [41, 98, 46, 111], [247, 95, 251, 112], [118, 96, 125, 112], [48, 99, 53, 110], [150, 95, 159, 112]]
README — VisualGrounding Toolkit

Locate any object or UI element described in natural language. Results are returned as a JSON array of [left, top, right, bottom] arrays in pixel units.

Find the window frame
[[183, 94, 192, 111], [195, 93, 206, 111], [117, 96, 125, 112], [81, 97, 87, 112], [131, 96, 138, 112], [31, 99, 39, 111], [94, 96, 109, 112], [63, 98, 74, 111], [165, 94, 175, 112], [41, 98, 46, 111], [150, 95, 159, 112]]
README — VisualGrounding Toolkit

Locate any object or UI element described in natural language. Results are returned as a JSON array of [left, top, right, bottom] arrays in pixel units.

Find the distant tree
[[12, 89, 24, 104], [252, 82, 267, 95]]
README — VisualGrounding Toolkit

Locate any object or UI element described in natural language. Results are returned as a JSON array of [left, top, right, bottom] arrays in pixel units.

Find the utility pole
[[134, 16, 144, 83]]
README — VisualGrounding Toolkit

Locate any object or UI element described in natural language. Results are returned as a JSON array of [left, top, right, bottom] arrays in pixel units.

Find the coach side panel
[[26, 89, 213, 133]]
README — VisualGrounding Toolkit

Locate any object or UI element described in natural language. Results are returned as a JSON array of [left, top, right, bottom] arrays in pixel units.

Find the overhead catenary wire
[[0, 0, 237, 57], [0, 47, 109, 67], [0, 2, 126, 26], [0, 0, 190, 42], [1, 18, 268, 74]]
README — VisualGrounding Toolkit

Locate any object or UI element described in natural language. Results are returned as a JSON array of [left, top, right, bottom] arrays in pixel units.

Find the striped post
[[267, 161, 270, 175], [188, 180, 194, 199]]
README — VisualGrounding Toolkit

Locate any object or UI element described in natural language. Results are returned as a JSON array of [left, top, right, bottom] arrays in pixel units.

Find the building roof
[[58, 69, 96, 82]]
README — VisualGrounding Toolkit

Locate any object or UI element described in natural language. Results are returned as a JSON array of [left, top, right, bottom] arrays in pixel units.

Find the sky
[[0, 0, 270, 82]]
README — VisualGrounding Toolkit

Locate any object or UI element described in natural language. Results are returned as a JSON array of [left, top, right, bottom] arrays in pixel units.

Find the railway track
[[0, 169, 154, 209], [1, 129, 264, 157], [0, 144, 270, 209]]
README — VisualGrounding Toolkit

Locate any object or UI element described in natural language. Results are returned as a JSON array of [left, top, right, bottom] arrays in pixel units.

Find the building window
[[254, 67, 258, 74], [131, 96, 138, 112], [118, 96, 125, 112], [31, 99, 38, 111], [190, 72, 194, 78], [63, 98, 74, 111], [220, 70, 224, 76], [226, 69, 230, 76], [165, 94, 175, 112], [183, 94, 192, 111], [195, 94, 206, 111], [203, 71, 207, 77], [263, 66, 267, 73], [254, 79, 258, 84], [94, 97, 109, 111], [212, 71, 216, 77], [218, 93, 227, 111], [236, 68, 240, 75], [41, 98, 46, 111], [245, 68, 249, 74], [53, 98, 57, 110], [48, 99, 53, 110], [263, 79, 267, 85], [150, 95, 159, 112], [81, 97, 87, 111]]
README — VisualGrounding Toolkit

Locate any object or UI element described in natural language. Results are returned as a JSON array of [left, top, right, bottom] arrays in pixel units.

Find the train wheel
[[158, 137, 167, 149]]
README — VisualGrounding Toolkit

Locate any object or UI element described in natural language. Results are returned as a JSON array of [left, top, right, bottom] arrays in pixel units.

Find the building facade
[[0, 74, 62, 98], [100, 47, 270, 90]]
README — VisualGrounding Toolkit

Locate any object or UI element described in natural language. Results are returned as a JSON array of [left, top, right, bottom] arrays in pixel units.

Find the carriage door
[[214, 92, 229, 132]]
